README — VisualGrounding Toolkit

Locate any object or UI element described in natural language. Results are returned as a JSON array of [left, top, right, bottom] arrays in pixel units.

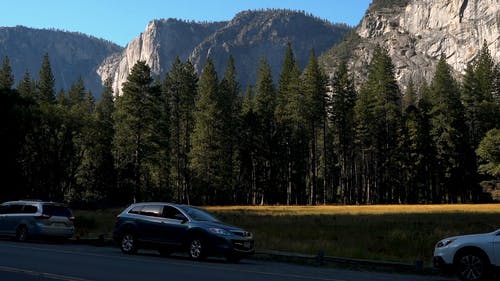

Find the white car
[[434, 229, 500, 281]]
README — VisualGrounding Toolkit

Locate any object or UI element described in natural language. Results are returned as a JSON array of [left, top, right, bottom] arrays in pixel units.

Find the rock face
[[321, 0, 500, 89], [98, 10, 351, 95], [0, 26, 122, 97], [98, 19, 225, 95]]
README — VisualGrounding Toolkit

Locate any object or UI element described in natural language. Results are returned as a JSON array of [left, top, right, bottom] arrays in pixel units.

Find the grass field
[[74, 204, 500, 265]]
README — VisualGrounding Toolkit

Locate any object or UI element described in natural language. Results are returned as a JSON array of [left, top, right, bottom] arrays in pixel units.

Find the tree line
[[0, 43, 498, 207]]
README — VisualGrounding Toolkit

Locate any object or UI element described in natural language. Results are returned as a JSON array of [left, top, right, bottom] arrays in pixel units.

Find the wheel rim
[[121, 234, 135, 252], [17, 227, 27, 241], [190, 239, 202, 259], [459, 254, 483, 281]]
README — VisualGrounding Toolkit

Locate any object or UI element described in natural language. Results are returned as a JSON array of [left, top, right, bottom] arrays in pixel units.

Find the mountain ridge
[[0, 25, 122, 97], [98, 9, 351, 95]]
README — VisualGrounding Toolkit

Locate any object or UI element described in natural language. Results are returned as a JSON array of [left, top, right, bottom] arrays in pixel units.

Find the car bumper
[[433, 256, 454, 273], [209, 236, 255, 258]]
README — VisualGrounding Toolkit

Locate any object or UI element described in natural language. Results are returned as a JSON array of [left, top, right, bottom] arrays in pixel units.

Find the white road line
[[0, 265, 93, 281]]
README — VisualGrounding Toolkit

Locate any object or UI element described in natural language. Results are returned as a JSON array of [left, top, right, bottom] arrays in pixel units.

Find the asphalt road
[[0, 240, 455, 281]]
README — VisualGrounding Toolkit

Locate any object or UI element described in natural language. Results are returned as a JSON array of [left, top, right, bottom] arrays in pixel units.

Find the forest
[[0, 42, 498, 207]]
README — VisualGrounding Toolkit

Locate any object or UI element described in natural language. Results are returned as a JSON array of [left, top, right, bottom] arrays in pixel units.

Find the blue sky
[[1, 0, 373, 46]]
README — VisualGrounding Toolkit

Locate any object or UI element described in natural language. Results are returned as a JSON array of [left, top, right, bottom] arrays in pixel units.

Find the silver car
[[0, 200, 75, 241]]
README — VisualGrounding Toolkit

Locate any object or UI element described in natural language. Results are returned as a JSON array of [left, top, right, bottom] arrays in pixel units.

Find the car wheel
[[120, 232, 138, 254], [16, 226, 28, 242], [455, 250, 489, 281], [188, 236, 206, 260]]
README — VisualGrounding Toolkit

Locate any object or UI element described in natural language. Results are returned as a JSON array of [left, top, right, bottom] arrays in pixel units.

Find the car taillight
[[36, 214, 51, 219], [115, 215, 120, 222]]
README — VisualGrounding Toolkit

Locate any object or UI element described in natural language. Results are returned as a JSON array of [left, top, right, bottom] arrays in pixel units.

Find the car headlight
[[436, 239, 455, 248], [209, 228, 231, 236]]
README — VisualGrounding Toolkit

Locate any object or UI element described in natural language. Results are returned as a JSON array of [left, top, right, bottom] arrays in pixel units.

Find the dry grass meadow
[[75, 204, 500, 265]]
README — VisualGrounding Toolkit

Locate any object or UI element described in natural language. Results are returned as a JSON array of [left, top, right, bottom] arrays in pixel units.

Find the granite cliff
[[321, 0, 500, 88], [98, 10, 351, 95]]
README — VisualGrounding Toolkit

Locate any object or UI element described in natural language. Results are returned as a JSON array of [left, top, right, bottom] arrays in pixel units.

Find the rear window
[[42, 204, 72, 217], [23, 205, 38, 214]]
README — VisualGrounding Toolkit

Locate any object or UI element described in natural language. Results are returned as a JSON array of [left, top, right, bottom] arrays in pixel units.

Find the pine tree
[[253, 57, 277, 205], [428, 56, 467, 202], [113, 61, 167, 203], [239, 86, 259, 204], [37, 53, 56, 104], [355, 46, 402, 203], [401, 80, 422, 203], [275, 44, 306, 204], [0, 56, 14, 91], [329, 61, 357, 204], [218, 55, 242, 203], [164, 57, 198, 204], [17, 71, 35, 99], [302, 49, 327, 205], [190, 58, 221, 204], [93, 78, 116, 202]]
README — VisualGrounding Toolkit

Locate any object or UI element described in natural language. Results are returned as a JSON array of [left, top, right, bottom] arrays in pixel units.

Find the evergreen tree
[[164, 57, 198, 204], [275, 43, 306, 204], [329, 61, 357, 204], [92, 78, 116, 203], [253, 57, 277, 205], [113, 61, 168, 203], [37, 53, 56, 104], [428, 56, 468, 202], [401, 80, 423, 203], [219, 55, 242, 203], [355, 46, 402, 203], [17, 71, 35, 99], [190, 58, 221, 204], [302, 49, 327, 205], [239, 86, 259, 204], [0, 56, 14, 91]]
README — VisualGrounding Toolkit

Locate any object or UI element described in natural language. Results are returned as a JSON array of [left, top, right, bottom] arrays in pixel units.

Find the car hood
[[447, 229, 499, 242], [192, 220, 245, 232]]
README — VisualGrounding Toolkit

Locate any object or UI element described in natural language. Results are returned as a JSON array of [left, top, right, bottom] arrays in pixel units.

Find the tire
[[120, 232, 138, 254], [16, 226, 28, 242], [188, 236, 206, 260], [455, 250, 490, 281]]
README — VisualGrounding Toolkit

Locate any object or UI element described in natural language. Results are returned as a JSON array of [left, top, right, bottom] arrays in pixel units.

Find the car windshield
[[181, 206, 219, 222]]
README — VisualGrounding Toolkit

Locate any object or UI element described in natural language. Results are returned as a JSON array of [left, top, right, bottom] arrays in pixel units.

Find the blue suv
[[113, 202, 254, 262]]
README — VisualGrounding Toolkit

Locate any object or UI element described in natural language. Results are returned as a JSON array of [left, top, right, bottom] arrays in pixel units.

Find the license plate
[[243, 242, 251, 248]]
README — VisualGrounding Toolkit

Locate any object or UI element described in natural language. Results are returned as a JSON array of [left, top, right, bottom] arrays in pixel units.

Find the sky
[[1, 0, 373, 47]]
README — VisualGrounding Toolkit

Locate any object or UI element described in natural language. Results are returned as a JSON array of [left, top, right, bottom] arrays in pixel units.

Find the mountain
[[98, 19, 225, 95], [98, 10, 351, 95], [320, 0, 500, 88], [0, 26, 122, 97]]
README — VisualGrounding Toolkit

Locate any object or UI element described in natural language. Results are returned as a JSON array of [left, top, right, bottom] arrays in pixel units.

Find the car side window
[[23, 205, 38, 214], [128, 206, 143, 214], [8, 204, 24, 214], [162, 206, 186, 221], [0, 205, 9, 214], [140, 205, 162, 217]]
